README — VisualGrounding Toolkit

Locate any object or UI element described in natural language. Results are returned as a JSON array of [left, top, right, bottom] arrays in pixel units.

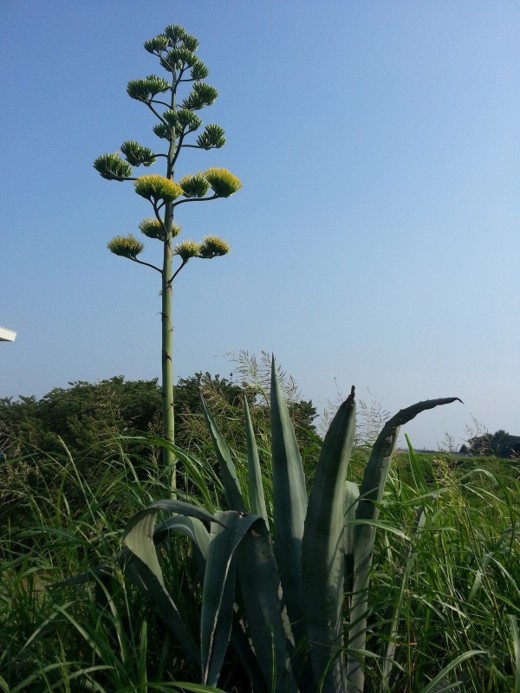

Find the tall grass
[[0, 438, 225, 691], [359, 442, 520, 691], [1, 435, 519, 690]]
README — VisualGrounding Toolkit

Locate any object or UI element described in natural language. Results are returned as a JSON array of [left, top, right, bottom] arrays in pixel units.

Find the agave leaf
[[302, 388, 356, 693], [344, 480, 360, 595], [270, 358, 307, 642], [124, 499, 222, 586], [155, 515, 210, 578], [154, 515, 210, 556], [236, 517, 299, 693], [123, 500, 223, 668], [229, 620, 270, 693], [244, 396, 269, 529], [200, 394, 247, 513], [125, 556, 200, 666], [201, 511, 260, 686], [347, 396, 461, 692]]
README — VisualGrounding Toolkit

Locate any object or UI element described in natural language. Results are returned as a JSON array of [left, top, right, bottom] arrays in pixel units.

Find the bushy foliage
[[0, 373, 317, 459], [461, 429, 520, 458]]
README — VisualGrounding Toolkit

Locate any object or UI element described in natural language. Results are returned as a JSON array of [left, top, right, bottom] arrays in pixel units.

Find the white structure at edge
[[0, 326, 17, 342]]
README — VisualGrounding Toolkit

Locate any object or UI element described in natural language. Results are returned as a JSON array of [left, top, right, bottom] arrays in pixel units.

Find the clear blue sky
[[1, 1, 519, 449]]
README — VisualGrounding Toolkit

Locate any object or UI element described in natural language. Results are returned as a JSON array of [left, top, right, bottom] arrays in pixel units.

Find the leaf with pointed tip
[[124, 556, 200, 666], [347, 396, 462, 691], [201, 511, 259, 686], [122, 500, 223, 668], [302, 389, 356, 692], [344, 481, 360, 595], [270, 358, 307, 644], [236, 518, 299, 692], [124, 499, 221, 586], [244, 396, 269, 529]]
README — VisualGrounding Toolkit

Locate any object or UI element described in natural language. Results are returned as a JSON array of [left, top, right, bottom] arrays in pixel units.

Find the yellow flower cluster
[[204, 168, 242, 198], [134, 175, 183, 203]]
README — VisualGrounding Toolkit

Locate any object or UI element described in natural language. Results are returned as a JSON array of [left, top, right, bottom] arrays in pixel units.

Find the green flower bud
[[164, 24, 193, 45], [94, 153, 133, 181], [176, 109, 202, 133], [108, 234, 144, 259], [153, 123, 170, 140], [182, 83, 218, 111], [175, 240, 201, 261], [139, 218, 180, 240], [121, 140, 155, 167], [179, 174, 209, 198], [135, 175, 183, 203], [197, 124, 225, 150], [139, 219, 164, 240], [198, 235, 230, 259], [127, 75, 169, 102], [144, 35, 169, 54], [191, 59, 209, 81], [204, 168, 242, 197], [182, 34, 199, 52]]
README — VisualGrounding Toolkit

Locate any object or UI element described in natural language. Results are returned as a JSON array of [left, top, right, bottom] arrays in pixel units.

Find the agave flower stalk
[[94, 25, 241, 484]]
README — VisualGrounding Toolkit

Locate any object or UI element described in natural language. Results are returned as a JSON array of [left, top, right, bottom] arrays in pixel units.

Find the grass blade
[[509, 614, 520, 693], [421, 650, 486, 693], [200, 394, 247, 513]]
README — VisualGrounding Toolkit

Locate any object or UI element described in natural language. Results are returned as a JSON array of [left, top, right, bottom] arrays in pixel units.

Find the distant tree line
[[0, 373, 319, 464], [460, 430, 520, 458]]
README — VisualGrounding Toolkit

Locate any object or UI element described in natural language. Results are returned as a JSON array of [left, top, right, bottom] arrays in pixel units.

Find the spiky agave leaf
[[204, 168, 242, 198], [93, 153, 133, 180], [270, 359, 308, 647], [347, 395, 462, 692], [134, 175, 183, 204], [302, 387, 356, 692], [108, 234, 144, 259]]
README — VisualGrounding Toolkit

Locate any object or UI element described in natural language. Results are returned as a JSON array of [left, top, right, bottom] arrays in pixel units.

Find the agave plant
[[120, 360, 460, 692]]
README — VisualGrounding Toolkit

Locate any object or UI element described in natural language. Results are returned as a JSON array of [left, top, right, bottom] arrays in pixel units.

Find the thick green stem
[[161, 212, 175, 480], [160, 68, 178, 486]]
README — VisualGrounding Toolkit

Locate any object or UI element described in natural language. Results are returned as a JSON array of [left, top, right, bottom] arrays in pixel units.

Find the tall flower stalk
[[94, 25, 241, 482]]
